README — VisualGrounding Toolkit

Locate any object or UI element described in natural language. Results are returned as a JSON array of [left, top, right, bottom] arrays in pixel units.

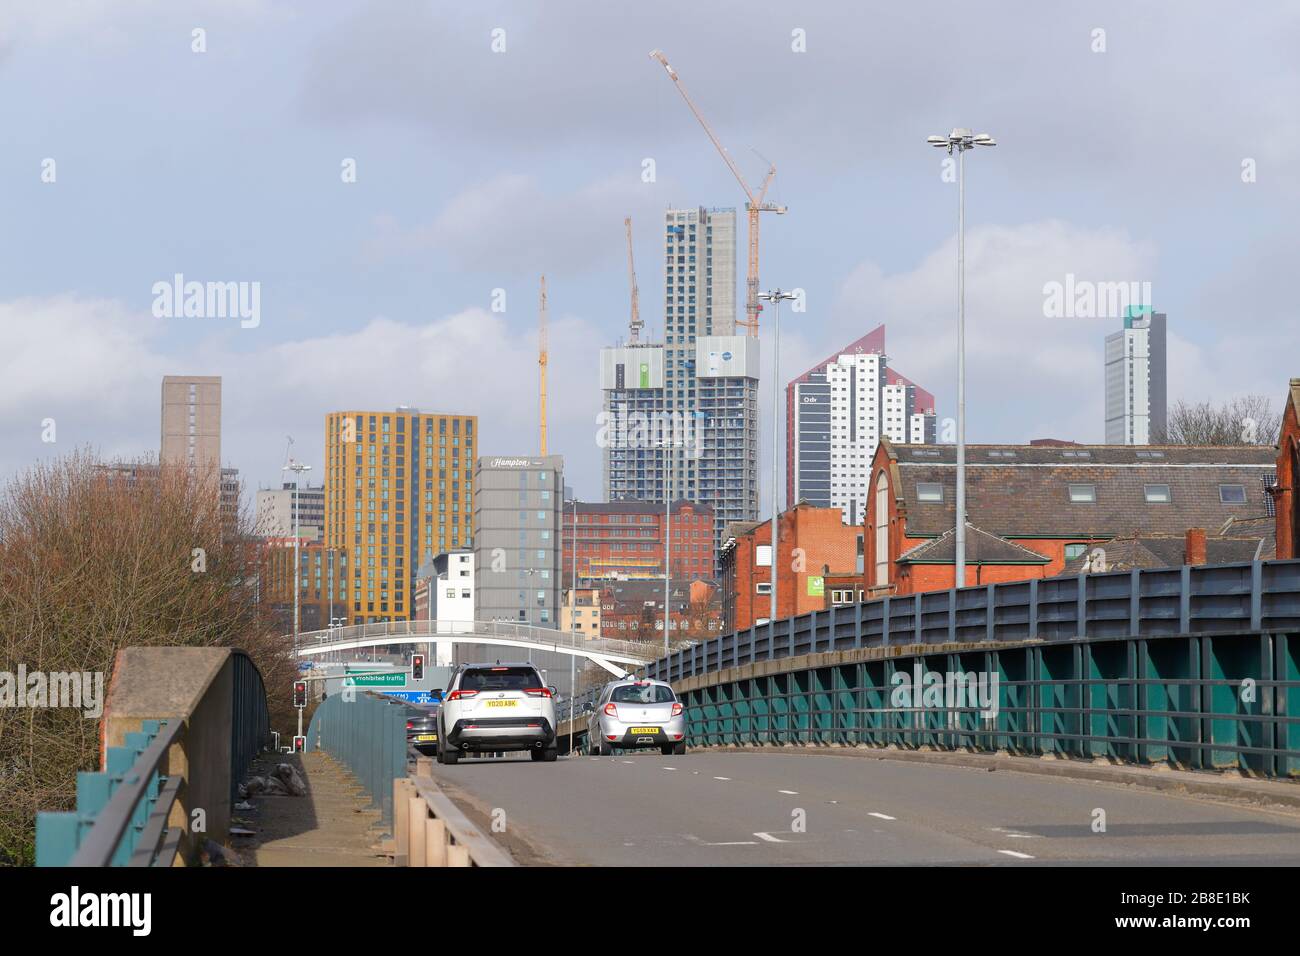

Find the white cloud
[[361, 170, 674, 275], [0, 296, 609, 499], [801, 220, 1160, 444]]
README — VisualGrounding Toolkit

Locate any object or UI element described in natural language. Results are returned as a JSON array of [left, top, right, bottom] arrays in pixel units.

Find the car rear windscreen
[[610, 684, 676, 704], [461, 667, 541, 692]]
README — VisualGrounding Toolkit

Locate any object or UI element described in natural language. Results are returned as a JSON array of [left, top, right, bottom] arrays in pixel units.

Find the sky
[[2, 1, 1297, 505]]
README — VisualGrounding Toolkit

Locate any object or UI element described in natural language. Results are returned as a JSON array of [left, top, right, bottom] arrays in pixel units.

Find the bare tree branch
[[1154, 395, 1281, 446]]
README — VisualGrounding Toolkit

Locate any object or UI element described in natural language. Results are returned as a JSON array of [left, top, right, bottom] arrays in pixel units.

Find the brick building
[[865, 438, 1278, 595], [595, 578, 721, 642], [561, 499, 715, 584], [259, 538, 349, 633], [719, 503, 864, 631]]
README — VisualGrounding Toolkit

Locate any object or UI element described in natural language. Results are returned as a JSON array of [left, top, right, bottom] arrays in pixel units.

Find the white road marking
[[990, 827, 1038, 839], [997, 849, 1034, 860], [684, 834, 758, 847], [778, 789, 799, 795], [868, 812, 896, 821], [622, 760, 634, 764], [714, 776, 731, 781], [753, 832, 789, 843], [662, 766, 677, 771]]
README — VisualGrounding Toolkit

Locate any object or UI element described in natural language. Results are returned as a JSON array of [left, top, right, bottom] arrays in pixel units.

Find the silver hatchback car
[[587, 678, 686, 756]]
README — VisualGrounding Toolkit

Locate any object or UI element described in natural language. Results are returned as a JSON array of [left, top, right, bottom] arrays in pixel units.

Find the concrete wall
[[102, 646, 237, 865]]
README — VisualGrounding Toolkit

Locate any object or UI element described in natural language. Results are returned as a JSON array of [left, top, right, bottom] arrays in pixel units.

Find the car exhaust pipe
[[533, 740, 543, 748]]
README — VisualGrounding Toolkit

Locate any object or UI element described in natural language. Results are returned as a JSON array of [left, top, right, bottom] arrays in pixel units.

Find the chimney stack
[[1185, 528, 1207, 567]]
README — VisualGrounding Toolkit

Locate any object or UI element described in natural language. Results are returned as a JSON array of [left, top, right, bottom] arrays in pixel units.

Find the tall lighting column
[[926, 128, 996, 587], [283, 458, 312, 658], [758, 288, 796, 628]]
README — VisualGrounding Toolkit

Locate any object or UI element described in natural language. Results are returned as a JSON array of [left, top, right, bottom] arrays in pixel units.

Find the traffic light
[[293, 680, 307, 709], [411, 654, 425, 682], [292, 735, 306, 753]]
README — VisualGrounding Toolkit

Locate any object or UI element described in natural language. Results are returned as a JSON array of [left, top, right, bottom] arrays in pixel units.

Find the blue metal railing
[[305, 691, 413, 828], [643, 561, 1300, 685], [36, 719, 185, 866]]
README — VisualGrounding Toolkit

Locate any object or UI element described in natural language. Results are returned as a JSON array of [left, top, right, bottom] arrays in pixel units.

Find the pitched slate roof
[[1062, 532, 1272, 573], [885, 441, 1276, 538], [897, 524, 1050, 565]]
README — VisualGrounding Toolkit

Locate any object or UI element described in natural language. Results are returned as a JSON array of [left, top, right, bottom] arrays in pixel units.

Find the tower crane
[[649, 49, 787, 337], [539, 275, 548, 456], [624, 216, 642, 343]]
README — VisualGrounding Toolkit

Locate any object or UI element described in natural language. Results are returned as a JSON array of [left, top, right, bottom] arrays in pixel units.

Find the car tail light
[[671, 702, 683, 717], [604, 703, 618, 717], [447, 689, 479, 701], [524, 687, 552, 698], [406, 720, 414, 730]]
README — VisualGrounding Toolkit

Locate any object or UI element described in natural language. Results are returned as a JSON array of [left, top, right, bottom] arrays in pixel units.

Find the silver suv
[[587, 678, 686, 756], [437, 663, 558, 764]]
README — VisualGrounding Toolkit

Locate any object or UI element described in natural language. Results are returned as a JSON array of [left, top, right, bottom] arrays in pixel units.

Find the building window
[[756, 582, 772, 595], [1143, 484, 1171, 503], [1068, 484, 1097, 503], [1219, 484, 1247, 504], [1064, 543, 1088, 561], [916, 482, 943, 503]]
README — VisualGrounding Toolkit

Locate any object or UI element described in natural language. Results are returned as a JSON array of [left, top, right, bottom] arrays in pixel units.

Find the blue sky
[[2, 1, 1297, 504]]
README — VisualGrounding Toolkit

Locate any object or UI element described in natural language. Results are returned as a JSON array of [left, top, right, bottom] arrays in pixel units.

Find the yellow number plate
[[485, 700, 517, 708], [415, 734, 438, 742], [629, 727, 661, 735]]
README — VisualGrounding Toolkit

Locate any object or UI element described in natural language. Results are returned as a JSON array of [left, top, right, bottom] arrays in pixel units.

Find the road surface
[[425, 749, 1300, 866]]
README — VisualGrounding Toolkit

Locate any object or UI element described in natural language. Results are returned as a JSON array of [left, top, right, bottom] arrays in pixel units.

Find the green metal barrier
[[305, 691, 412, 828], [679, 632, 1300, 778]]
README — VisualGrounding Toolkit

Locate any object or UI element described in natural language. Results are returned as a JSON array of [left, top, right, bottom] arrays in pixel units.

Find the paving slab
[[233, 751, 389, 867]]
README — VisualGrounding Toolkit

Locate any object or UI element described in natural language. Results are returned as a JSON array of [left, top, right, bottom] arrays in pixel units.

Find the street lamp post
[[926, 129, 996, 588], [283, 459, 312, 660], [569, 494, 577, 746], [662, 439, 671, 657], [758, 288, 796, 628]]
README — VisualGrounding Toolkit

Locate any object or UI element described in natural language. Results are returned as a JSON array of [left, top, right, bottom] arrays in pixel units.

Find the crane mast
[[624, 217, 642, 343], [539, 275, 548, 456], [649, 49, 787, 337]]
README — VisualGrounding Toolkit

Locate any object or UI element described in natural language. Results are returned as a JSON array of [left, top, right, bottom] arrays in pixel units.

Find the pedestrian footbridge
[[294, 619, 659, 677]]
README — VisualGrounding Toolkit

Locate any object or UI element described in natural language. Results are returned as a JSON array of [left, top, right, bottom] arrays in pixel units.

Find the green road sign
[[343, 672, 408, 688]]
